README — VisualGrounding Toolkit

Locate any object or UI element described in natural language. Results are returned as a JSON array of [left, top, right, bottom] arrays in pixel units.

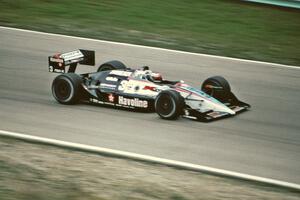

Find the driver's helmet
[[148, 72, 163, 82], [151, 72, 162, 82]]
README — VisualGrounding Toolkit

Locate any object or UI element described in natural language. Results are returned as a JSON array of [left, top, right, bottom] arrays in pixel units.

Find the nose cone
[[227, 108, 236, 115], [213, 102, 236, 115]]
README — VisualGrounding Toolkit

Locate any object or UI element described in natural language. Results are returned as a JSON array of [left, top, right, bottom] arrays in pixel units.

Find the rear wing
[[48, 49, 95, 73]]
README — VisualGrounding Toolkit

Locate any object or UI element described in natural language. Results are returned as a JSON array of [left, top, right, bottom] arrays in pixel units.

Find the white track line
[[1, 129, 299, 190], [0, 26, 299, 69]]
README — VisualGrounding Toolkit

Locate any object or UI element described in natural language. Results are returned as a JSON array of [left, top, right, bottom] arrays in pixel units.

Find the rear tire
[[201, 76, 231, 101], [97, 60, 127, 72], [52, 73, 83, 104], [155, 90, 184, 120]]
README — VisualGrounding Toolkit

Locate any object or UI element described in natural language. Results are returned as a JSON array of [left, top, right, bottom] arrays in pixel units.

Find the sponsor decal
[[90, 98, 114, 106], [90, 98, 102, 103], [100, 83, 116, 89], [204, 84, 223, 89], [50, 57, 63, 63], [49, 66, 64, 73], [207, 111, 227, 118], [53, 68, 65, 73], [109, 70, 132, 77], [143, 85, 159, 92], [118, 96, 148, 108], [64, 58, 84, 65], [106, 76, 118, 82], [60, 50, 83, 60], [108, 94, 115, 102]]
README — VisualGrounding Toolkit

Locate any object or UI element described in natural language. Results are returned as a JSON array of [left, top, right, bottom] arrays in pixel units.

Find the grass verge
[[0, 0, 299, 66], [0, 137, 300, 200]]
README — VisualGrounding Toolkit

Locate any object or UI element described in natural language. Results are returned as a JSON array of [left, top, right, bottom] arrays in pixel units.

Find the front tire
[[155, 90, 184, 120], [201, 76, 231, 101], [52, 73, 83, 104]]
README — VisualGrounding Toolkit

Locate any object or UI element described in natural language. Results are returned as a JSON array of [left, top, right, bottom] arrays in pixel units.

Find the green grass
[[0, 0, 300, 65]]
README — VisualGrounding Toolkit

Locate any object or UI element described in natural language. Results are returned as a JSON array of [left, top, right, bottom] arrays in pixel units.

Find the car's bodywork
[[48, 49, 250, 121]]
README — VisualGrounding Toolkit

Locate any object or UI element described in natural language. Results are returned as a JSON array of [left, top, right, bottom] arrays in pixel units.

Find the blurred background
[[0, 0, 299, 65]]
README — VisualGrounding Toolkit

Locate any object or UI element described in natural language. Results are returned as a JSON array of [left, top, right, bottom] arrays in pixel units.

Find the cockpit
[[130, 67, 180, 85]]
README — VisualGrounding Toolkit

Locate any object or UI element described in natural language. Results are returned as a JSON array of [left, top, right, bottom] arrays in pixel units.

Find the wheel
[[155, 90, 184, 120], [201, 76, 231, 101], [52, 73, 83, 104], [97, 60, 127, 72]]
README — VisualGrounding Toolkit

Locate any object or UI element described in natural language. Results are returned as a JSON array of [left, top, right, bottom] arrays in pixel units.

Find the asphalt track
[[0, 27, 299, 185]]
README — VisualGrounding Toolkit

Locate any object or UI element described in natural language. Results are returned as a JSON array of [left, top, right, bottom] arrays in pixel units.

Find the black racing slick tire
[[201, 76, 231, 101], [52, 73, 83, 105], [97, 60, 127, 72], [155, 90, 184, 120]]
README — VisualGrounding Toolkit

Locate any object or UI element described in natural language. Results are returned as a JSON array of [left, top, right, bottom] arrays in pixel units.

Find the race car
[[48, 49, 250, 121]]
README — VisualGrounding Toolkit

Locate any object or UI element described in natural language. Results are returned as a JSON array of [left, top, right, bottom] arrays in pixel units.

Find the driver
[[148, 72, 163, 82], [134, 66, 163, 82]]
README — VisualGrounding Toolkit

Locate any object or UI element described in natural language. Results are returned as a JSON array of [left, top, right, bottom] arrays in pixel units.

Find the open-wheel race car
[[48, 49, 250, 121]]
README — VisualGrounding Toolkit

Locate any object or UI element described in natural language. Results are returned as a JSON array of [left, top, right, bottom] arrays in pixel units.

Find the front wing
[[183, 101, 250, 121]]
